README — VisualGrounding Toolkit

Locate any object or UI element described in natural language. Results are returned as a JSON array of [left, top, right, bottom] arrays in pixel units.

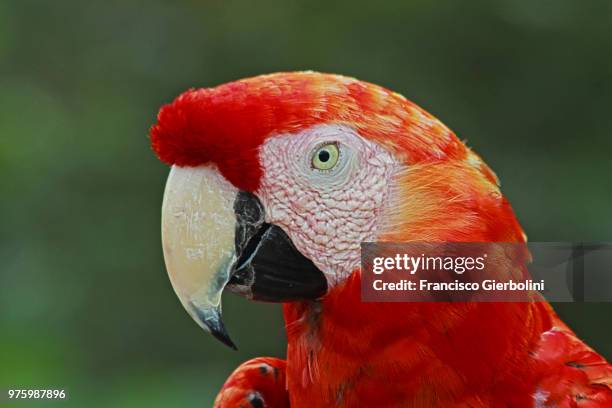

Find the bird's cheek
[[292, 195, 310, 212]]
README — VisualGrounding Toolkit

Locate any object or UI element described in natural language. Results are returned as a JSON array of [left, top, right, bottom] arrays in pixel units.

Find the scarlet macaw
[[150, 72, 611, 407]]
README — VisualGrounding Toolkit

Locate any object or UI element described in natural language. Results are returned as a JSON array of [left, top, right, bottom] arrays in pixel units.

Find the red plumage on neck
[[284, 278, 554, 407]]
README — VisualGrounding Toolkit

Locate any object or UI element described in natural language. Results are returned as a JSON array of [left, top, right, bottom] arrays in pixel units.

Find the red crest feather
[[150, 72, 466, 191]]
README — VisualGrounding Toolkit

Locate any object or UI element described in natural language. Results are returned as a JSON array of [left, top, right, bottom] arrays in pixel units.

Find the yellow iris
[[311, 143, 340, 170]]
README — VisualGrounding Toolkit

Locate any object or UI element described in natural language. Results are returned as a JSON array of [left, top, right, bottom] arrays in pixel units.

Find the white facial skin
[[256, 124, 399, 285]]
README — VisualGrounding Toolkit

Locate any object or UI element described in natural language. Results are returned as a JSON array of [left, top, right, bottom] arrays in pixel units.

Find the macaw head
[[150, 72, 524, 348]]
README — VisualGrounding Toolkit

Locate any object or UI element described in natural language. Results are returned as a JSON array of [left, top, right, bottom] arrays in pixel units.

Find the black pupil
[[318, 150, 330, 162]]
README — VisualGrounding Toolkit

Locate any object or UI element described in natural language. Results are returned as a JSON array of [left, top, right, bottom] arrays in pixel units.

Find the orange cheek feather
[[379, 159, 525, 243]]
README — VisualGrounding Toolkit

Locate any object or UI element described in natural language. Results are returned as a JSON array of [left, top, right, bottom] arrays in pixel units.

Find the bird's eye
[[311, 143, 340, 171]]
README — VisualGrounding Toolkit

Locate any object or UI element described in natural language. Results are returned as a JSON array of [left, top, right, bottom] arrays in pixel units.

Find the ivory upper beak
[[161, 165, 238, 349]]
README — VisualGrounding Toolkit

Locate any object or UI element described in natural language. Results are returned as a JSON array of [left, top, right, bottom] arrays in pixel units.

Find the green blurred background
[[1, 1, 611, 406]]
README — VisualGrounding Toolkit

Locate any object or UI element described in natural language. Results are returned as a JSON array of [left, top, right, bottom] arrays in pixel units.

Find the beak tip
[[190, 301, 237, 350], [212, 330, 238, 351]]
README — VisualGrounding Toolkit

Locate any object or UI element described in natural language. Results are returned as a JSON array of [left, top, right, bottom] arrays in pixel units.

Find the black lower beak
[[227, 192, 328, 302]]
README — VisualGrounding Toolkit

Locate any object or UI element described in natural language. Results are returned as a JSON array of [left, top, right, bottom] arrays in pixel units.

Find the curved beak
[[161, 166, 238, 349], [161, 165, 327, 349]]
